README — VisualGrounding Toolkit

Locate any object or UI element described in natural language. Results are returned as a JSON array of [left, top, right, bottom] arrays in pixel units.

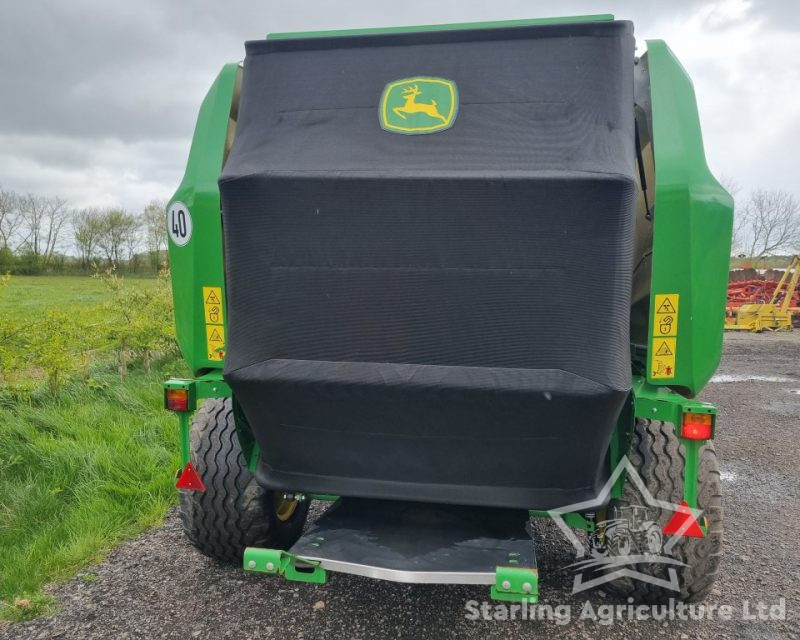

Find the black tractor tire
[[604, 418, 723, 602], [178, 398, 309, 563]]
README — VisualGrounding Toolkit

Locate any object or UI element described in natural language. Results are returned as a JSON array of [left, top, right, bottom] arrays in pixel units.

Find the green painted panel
[[645, 41, 733, 396], [167, 64, 238, 374]]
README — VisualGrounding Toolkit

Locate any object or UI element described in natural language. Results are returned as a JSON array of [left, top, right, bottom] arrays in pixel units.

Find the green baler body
[[166, 16, 732, 507], [168, 63, 236, 373], [644, 41, 734, 393]]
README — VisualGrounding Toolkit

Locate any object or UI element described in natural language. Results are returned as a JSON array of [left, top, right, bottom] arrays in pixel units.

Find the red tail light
[[681, 412, 714, 440], [165, 388, 190, 412]]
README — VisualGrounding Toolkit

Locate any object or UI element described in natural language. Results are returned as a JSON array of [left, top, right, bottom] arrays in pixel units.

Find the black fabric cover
[[220, 20, 636, 510]]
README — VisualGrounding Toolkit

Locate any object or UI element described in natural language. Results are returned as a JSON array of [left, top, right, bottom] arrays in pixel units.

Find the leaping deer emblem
[[393, 84, 447, 122]]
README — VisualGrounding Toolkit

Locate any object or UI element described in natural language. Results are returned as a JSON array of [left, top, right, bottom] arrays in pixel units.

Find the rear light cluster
[[681, 412, 714, 440], [165, 388, 190, 412]]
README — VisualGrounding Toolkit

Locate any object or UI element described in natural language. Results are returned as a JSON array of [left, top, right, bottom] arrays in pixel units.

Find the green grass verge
[[0, 275, 158, 320], [0, 361, 185, 622]]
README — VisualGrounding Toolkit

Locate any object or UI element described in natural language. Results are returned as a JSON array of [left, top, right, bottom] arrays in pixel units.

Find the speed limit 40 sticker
[[167, 202, 193, 247]]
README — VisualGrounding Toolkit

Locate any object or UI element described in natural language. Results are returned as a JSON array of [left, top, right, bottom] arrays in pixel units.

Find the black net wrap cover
[[220, 21, 636, 509]]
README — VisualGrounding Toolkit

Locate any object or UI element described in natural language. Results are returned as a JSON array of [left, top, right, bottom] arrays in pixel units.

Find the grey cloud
[[1, 0, 798, 213]]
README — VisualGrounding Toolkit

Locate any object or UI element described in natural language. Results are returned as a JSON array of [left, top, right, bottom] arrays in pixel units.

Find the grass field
[[0, 275, 158, 320], [0, 275, 185, 621]]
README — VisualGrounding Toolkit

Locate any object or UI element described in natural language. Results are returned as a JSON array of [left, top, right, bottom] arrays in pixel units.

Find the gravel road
[[3, 332, 799, 639]]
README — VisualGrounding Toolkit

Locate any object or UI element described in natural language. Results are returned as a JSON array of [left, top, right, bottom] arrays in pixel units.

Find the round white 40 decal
[[167, 202, 193, 247]]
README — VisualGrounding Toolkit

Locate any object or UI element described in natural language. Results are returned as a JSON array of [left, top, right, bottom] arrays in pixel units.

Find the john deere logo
[[379, 77, 458, 135]]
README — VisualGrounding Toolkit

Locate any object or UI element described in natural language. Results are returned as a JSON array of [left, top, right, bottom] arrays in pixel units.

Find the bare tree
[[142, 199, 167, 272], [717, 176, 746, 253], [739, 189, 800, 258], [19, 194, 70, 266], [124, 214, 143, 272], [0, 186, 23, 250], [97, 208, 138, 267], [718, 175, 741, 200], [73, 208, 104, 268]]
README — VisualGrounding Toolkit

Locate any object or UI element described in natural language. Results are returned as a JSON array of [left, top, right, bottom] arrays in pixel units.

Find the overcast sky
[[1, 0, 798, 213]]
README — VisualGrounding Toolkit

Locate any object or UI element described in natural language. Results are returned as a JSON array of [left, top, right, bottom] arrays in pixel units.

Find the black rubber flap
[[221, 20, 636, 509], [290, 499, 534, 580]]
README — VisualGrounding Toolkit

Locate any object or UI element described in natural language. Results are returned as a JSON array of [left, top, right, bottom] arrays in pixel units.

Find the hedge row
[[0, 272, 176, 398]]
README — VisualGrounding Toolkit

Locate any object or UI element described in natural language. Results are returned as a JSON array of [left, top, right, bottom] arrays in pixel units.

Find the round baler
[[164, 14, 733, 604]]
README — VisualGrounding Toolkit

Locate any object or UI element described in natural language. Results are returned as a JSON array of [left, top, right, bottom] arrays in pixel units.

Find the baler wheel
[[605, 418, 723, 602], [178, 398, 309, 563]]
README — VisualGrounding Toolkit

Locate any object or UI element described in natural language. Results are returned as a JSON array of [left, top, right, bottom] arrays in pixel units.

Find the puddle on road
[[710, 374, 796, 383]]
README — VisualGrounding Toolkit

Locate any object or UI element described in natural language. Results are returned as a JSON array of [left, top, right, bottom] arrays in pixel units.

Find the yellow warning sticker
[[202, 286, 225, 361], [651, 337, 676, 379], [203, 287, 224, 325], [206, 324, 225, 361], [651, 293, 679, 379], [654, 293, 679, 337]]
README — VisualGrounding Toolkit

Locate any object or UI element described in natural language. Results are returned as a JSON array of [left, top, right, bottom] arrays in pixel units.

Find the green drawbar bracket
[[165, 375, 234, 468], [632, 375, 715, 510], [164, 375, 232, 405], [490, 566, 539, 603], [243, 547, 328, 585], [632, 375, 716, 426]]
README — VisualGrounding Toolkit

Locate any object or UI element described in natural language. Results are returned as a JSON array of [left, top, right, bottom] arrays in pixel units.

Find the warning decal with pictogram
[[656, 297, 677, 314], [655, 340, 673, 356], [206, 324, 226, 361], [203, 286, 224, 325], [651, 293, 680, 379], [651, 337, 676, 379], [202, 286, 226, 361], [654, 293, 679, 337]]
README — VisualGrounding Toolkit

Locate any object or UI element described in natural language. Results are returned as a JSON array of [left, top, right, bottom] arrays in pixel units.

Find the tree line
[[0, 186, 167, 274], [1, 182, 798, 275]]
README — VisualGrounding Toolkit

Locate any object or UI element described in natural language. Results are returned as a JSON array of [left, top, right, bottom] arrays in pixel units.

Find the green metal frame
[[266, 15, 613, 40], [243, 547, 328, 584], [632, 376, 715, 509], [491, 566, 539, 603], [243, 546, 538, 602]]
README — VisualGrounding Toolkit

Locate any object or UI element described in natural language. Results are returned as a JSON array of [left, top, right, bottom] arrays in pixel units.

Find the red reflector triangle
[[662, 500, 704, 538], [176, 462, 206, 491]]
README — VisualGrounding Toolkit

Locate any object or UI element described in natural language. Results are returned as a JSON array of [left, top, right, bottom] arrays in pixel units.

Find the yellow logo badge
[[379, 77, 458, 135]]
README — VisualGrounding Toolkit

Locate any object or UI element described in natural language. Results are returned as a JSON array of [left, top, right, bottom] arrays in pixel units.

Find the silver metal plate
[[289, 499, 535, 584]]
